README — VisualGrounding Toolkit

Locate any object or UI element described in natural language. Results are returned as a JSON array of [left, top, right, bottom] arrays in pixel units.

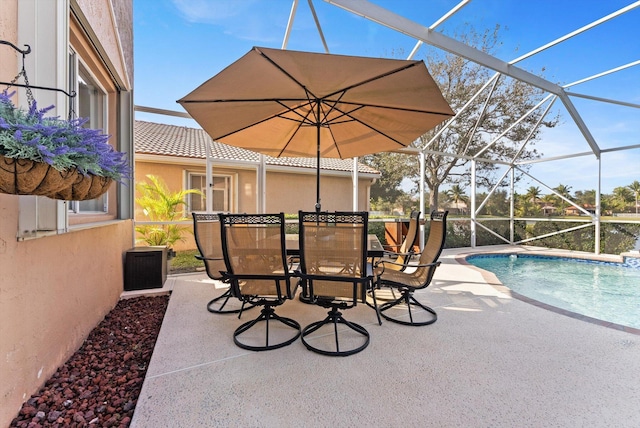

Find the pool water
[[466, 254, 640, 329]]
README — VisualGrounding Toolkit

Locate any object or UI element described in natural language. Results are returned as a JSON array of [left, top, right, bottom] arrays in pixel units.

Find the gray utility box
[[124, 246, 167, 291]]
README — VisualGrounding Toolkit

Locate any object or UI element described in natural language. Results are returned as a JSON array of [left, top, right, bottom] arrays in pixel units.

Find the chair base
[[378, 292, 437, 326], [233, 306, 301, 351], [207, 288, 256, 314], [301, 308, 369, 357]]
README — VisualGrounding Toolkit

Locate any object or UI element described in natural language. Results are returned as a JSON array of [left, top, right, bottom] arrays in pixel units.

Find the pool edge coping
[[454, 249, 640, 336]]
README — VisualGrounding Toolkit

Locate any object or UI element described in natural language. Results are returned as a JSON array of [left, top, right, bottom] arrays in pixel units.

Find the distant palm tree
[[524, 186, 542, 204], [628, 180, 640, 214], [612, 186, 634, 213], [446, 184, 469, 214], [553, 183, 573, 215], [540, 194, 556, 216]]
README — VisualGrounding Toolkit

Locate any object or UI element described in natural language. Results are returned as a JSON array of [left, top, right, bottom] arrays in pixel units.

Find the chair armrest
[[383, 249, 418, 258], [195, 255, 224, 262], [375, 260, 440, 275]]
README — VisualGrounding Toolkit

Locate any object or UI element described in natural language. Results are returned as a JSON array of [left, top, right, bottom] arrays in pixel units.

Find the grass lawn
[[169, 249, 204, 274]]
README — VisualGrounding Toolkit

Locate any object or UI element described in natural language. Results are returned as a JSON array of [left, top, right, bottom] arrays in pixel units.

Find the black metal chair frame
[[374, 211, 448, 326], [219, 213, 301, 351], [192, 212, 253, 314], [297, 211, 374, 357]]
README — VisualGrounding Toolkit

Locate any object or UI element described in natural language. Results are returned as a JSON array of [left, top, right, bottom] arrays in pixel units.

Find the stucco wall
[[266, 170, 371, 214], [134, 161, 373, 251], [0, 199, 133, 425], [0, 1, 135, 425]]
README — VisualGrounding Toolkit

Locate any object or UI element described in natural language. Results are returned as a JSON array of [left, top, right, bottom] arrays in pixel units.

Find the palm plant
[[135, 175, 204, 251]]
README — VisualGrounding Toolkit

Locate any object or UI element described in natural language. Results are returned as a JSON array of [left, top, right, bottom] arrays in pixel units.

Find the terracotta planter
[[0, 155, 78, 196]]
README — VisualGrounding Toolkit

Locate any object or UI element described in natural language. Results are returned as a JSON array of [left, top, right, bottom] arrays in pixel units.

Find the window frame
[[186, 171, 235, 213], [67, 50, 110, 215]]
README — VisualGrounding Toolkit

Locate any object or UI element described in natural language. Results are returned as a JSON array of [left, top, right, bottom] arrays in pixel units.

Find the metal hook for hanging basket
[[0, 39, 76, 100]]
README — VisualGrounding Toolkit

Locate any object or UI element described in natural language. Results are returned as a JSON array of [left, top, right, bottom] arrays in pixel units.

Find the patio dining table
[[285, 234, 384, 258]]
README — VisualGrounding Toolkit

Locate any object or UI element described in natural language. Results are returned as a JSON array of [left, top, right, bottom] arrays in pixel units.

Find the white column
[[352, 157, 358, 210], [205, 143, 213, 213], [595, 156, 602, 255], [510, 167, 515, 244], [470, 159, 477, 248]]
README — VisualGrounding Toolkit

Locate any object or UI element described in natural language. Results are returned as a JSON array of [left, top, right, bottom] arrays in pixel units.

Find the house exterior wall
[[134, 160, 374, 251], [266, 170, 372, 213], [0, 1, 134, 425], [134, 160, 257, 251]]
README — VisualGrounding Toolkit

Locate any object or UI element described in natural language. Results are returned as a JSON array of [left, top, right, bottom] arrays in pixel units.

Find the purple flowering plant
[[0, 91, 129, 182]]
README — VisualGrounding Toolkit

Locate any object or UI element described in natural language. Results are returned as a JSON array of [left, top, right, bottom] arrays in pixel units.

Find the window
[[188, 172, 233, 212], [68, 51, 108, 214]]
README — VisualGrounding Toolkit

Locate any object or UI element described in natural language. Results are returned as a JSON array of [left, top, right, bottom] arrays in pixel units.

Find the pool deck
[[127, 245, 640, 427]]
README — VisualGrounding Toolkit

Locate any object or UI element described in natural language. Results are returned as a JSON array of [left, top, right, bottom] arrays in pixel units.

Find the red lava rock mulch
[[10, 295, 169, 428]]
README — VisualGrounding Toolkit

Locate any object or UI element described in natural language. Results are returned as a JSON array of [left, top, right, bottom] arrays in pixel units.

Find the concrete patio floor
[[129, 246, 640, 427]]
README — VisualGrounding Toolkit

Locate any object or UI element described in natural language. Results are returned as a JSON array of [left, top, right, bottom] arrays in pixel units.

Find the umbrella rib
[[322, 61, 423, 101], [322, 100, 411, 149]]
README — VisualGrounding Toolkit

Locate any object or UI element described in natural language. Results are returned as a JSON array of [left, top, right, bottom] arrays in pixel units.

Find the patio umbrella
[[178, 46, 454, 210]]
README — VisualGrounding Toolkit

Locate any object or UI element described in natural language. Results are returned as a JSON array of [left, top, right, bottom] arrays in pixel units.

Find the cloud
[[171, 0, 254, 23], [171, 0, 285, 43]]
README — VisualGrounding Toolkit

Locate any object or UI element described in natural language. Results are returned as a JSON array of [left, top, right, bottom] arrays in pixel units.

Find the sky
[[133, 0, 640, 195]]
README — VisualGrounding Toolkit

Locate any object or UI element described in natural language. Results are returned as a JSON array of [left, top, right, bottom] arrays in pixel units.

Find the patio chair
[[381, 210, 421, 272], [373, 210, 448, 326], [297, 211, 375, 356], [219, 213, 301, 351], [192, 213, 248, 314]]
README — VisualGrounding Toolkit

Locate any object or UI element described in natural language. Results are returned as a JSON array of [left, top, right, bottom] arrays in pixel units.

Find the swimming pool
[[466, 254, 640, 330]]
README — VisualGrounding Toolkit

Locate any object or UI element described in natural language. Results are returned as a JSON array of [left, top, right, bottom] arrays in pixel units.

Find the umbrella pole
[[315, 105, 321, 212]]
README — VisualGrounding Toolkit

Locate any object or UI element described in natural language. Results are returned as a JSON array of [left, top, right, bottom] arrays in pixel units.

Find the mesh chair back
[[299, 211, 369, 302], [412, 211, 448, 283], [220, 213, 292, 299], [192, 213, 225, 280]]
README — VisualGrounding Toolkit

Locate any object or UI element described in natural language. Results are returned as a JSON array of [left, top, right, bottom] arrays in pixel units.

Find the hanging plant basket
[[0, 90, 129, 198], [0, 154, 79, 196], [48, 172, 113, 201]]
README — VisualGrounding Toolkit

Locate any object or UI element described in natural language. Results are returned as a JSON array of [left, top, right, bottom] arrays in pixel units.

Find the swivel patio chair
[[381, 210, 421, 272], [297, 211, 376, 357], [193, 213, 248, 314], [374, 210, 448, 326], [219, 213, 301, 351]]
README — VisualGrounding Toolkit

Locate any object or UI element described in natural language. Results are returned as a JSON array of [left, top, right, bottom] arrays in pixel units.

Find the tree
[[524, 186, 542, 204], [478, 189, 510, 216], [553, 183, 573, 213], [362, 151, 412, 202], [364, 24, 558, 212], [628, 180, 640, 214], [445, 184, 469, 213], [541, 194, 556, 215], [446, 184, 468, 204], [574, 189, 595, 207], [611, 186, 634, 213]]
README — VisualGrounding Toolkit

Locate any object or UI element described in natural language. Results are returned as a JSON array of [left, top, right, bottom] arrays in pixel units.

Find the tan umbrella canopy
[[178, 46, 453, 210]]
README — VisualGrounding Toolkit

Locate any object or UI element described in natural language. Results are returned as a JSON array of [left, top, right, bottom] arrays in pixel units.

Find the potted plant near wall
[[0, 90, 129, 199], [135, 174, 204, 261]]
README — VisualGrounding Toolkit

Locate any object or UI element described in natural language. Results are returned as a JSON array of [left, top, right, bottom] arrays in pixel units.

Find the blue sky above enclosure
[[133, 0, 639, 194]]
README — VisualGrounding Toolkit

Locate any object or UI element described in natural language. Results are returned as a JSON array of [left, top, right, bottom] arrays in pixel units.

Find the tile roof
[[134, 120, 380, 175]]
